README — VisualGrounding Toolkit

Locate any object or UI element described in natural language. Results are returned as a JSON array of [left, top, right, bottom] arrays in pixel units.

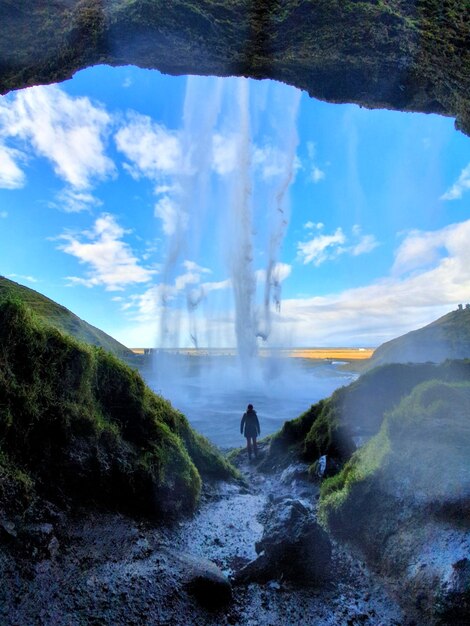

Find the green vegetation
[[319, 380, 470, 535], [0, 295, 237, 520], [0, 277, 132, 358], [267, 360, 470, 476], [269, 397, 355, 468], [366, 308, 470, 370]]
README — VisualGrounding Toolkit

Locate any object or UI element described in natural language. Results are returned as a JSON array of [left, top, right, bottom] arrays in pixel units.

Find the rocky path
[[0, 446, 416, 626], [173, 446, 410, 626]]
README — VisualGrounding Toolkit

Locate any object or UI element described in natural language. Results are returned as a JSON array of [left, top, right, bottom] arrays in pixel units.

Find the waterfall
[[154, 76, 300, 382]]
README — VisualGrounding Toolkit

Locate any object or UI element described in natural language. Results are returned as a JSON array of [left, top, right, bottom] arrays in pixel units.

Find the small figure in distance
[[240, 403, 261, 461]]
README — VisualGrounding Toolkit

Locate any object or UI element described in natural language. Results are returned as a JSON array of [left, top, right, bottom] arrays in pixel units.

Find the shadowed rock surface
[[235, 497, 332, 585], [0, 0, 469, 135]]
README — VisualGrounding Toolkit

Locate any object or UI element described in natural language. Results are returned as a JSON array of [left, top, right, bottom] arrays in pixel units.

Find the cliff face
[[0, 0, 468, 135]]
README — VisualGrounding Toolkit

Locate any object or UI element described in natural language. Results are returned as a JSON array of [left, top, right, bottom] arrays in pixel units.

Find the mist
[[149, 75, 323, 442]]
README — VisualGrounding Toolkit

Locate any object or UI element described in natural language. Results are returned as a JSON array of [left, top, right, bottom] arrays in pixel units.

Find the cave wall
[[0, 0, 469, 134]]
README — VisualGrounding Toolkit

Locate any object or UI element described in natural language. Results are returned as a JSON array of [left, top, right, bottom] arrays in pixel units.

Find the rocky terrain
[[0, 0, 469, 135], [2, 288, 470, 624], [0, 445, 411, 626]]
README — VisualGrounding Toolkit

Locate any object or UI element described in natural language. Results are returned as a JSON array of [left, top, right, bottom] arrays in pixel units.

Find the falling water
[[154, 76, 301, 382], [259, 84, 301, 344], [227, 79, 257, 375]]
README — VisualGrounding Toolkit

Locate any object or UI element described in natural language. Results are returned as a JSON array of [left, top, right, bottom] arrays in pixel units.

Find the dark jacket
[[241, 409, 260, 438]]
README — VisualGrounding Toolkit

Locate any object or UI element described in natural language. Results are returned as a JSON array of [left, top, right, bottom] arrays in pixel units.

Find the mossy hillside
[[0, 276, 132, 358], [319, 380, 470, 548], [267, 360, 470, 475], [0, 296, 237, 519], [366, 307, 470, 369]]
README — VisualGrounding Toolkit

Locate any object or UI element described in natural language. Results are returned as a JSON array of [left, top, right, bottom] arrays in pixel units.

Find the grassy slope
[[319, 379, 470, 547], [366, 308, 470, 369], [0, 276, 132, 358], [0, 296, 237, 520], [266, 360, 470, 474]]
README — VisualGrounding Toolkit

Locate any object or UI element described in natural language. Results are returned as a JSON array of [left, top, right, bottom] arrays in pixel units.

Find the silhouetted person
[[240, 403, 260, 460]]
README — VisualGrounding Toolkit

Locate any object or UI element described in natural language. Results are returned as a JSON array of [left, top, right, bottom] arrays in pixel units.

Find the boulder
[[235, 498, 331, 585], [279, 463, 310, 485], [172, 551, 232, 609]]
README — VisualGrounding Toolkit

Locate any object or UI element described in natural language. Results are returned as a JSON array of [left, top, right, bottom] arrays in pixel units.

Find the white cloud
[[253, 144, 288, 180], [297, 228, 346, 265], [303, 221, 323, 231], [7, 273, 38, 284], [0, 85, 114, 190], [154, 195, 187, 236], [441, 163, 470, 200], [306, 142, 325, 184], [351, 234, 379, 256], [115, 113, 181, 179], [311, 166, 325, 183], [174, 271, 201, 291], [0, 144, 25, 189], [115, 221, 470, 348], [393, 221, 470, 275], [51, 188, 103, 213], [183, 260, 211, 274], [57, 213, 155, 291], [201, 278, 231, 293], [282, 220, 470, 346], [212, 133, 238, 175], [297, 225, 379, 266], [256, 262, 292, 284]]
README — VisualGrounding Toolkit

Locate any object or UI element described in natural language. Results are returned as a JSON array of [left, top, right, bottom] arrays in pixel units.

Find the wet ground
[[173, 445, 410, 626], [0, 446, 417, 626]]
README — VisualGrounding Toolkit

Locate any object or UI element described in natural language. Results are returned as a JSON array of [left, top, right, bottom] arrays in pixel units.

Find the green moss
[[0, 276, 132, 357], [319, 379, 470, 532], [319, 425, 391, 527], [0, 451, 34, 517], [0, 295, 237, 519]]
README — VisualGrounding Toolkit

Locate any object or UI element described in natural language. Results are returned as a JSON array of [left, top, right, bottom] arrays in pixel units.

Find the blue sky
[[0, 65, 469, 348]]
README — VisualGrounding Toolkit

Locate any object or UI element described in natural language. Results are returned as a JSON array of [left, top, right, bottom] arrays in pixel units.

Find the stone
[[235, 498, 331, 585], [279, 463, 309, 485], [0, 1, 468, 136], [172, 551, 232, 609]]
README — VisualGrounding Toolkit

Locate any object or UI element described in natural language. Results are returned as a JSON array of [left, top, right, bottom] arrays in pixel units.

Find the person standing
[[240, 403, 260, 460]]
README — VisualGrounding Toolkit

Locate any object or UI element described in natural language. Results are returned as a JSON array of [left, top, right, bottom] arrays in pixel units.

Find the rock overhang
[[0, 0, 468, 135]]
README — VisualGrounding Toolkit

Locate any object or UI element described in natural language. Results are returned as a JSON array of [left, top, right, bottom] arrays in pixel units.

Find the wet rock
[[279, 463, 310, 485], [132, 537, 152, 560], [435, 557, 470, 619], [235, 498, 331, 585], [0, 519, 17, 539], [19, 523, 59, 559], [173, 551, 232, 609]]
